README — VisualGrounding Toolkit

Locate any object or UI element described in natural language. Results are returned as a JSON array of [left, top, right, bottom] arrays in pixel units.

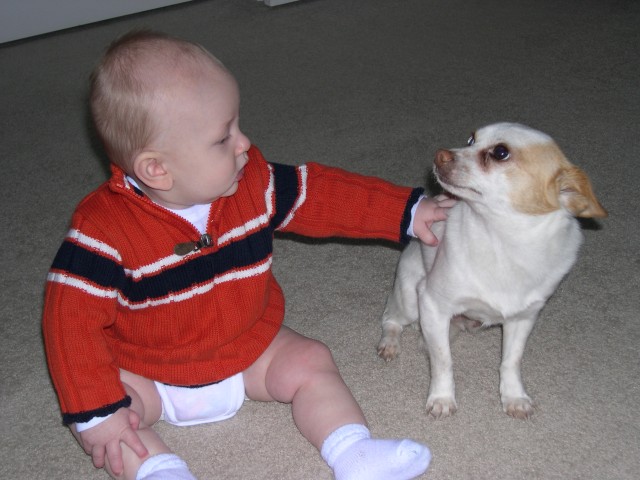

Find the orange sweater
[[43, 146, 422, 424]]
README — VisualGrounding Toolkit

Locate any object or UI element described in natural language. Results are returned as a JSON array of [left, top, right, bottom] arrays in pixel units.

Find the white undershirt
[[128, 176, 210, 234]]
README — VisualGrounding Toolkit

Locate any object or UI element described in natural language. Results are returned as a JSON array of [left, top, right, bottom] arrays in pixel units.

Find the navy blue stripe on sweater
[[63, 396, 132, 425], [51, 241, 128, 290], [270, 162, 300, 229], [124, 228, 274, 302], [51, 227, 275, 304]]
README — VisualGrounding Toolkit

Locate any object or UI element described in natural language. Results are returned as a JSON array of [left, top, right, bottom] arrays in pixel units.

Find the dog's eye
[[467, 134, 475, 146], [490, 144, 510, 161]]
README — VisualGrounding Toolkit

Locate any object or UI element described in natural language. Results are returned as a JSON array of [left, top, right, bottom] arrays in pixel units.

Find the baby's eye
[[467, 134, 475, 146], [490, 144, 510, 161]]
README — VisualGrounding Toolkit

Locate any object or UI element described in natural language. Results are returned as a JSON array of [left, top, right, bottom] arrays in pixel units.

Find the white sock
[[321, 424, 431, 480], [136, 453, 197, 480]]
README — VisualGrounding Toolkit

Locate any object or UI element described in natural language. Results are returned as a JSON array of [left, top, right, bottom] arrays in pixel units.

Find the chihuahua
[[378, 123, 607, 419]]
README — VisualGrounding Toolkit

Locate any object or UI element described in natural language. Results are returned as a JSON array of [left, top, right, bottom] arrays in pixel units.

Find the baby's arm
[[264, 158, 454, 245], [411, 195, 456, 246], [73, 407, 148, 476]]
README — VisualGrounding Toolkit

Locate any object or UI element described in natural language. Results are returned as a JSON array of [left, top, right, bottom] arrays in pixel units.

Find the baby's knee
[[292, 337, 337, 374], [120, 370, 162, 426]]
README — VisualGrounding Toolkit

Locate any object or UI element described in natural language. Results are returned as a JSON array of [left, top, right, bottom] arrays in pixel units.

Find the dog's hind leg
[[378, 319, 404, 361], [378, 243, 423, 361], [449, 315, 483, 342], [378, 284, 418, 361]]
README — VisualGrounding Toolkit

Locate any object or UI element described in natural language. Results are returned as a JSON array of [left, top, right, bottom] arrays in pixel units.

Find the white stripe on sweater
[[278, 164, 307, 230], [67, 229, 122, 262], [47, 272, 118, 299], [47, 256, 273, 310]]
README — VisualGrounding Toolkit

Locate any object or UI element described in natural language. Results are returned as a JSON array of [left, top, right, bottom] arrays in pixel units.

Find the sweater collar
[[109, 164, 145, 197]]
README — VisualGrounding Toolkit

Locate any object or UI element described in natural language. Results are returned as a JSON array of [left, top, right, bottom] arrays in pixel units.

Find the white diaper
[[155, 373, 245, 426]]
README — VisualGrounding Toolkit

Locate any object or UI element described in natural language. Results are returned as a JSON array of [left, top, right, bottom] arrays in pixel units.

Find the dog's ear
[[557, 166, 608, 218]]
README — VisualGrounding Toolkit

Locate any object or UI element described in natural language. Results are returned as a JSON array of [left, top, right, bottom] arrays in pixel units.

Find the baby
[[43, 31, 454, 480]]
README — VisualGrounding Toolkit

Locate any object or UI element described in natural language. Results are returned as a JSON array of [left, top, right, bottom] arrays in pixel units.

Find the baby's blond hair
[[90, 31, 222, 170]]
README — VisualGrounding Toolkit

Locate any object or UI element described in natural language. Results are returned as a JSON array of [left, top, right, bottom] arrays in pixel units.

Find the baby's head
[[90, 30, 213, 169], [90, 31, 251, 208]]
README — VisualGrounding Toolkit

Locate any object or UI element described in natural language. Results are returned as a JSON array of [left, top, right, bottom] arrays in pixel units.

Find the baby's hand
[[412, 194, 456, 246], [74, 407, 148, 476]]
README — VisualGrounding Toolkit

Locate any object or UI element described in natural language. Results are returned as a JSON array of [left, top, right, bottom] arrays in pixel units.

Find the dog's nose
[[435, 149, 454, 167]]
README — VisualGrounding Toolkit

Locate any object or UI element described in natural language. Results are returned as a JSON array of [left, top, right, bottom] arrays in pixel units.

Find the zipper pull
[[174, 234, 213, 256]]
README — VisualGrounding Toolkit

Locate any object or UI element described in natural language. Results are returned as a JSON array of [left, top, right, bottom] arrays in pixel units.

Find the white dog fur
[[378, 123, 607, 419]]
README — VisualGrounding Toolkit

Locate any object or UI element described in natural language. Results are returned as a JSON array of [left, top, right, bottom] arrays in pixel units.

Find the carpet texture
[[1, 0, 639, 478]]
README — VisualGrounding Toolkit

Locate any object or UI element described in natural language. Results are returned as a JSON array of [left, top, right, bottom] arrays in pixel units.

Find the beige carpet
[[1, 0, 639, 478]]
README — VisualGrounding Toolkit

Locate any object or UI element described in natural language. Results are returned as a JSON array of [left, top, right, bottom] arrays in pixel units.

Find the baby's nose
[[236, 132, 251, 155]]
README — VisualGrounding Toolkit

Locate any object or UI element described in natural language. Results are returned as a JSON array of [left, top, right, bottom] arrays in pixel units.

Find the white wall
[[1, 0, 192, 43]]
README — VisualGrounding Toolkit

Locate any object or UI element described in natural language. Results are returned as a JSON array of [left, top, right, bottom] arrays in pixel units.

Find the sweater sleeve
[[270, 161, 423, 244], [42, 212, 130, 425]]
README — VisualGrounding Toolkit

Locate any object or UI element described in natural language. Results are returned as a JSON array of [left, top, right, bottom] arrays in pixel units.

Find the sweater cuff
[[62, 395, 132, 426], [400, 187, 425, 245]]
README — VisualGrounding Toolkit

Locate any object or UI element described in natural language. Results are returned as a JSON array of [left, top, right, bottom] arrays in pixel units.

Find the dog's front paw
[[502, 396, 535, 419], [426, 396, 457, 419], [377, 336, 400, 361]]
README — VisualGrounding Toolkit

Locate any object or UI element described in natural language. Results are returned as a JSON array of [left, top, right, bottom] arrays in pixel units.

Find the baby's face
[[149, 63, 251, 209]]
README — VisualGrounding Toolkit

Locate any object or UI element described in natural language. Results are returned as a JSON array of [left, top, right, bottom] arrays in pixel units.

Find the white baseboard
[[1, 0, 192, 43], [260, 0, 300, 6]]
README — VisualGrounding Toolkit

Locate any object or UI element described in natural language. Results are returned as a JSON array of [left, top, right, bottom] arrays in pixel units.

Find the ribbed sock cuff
[[321, 424, 370, 467], [136, 453, 195, 480]]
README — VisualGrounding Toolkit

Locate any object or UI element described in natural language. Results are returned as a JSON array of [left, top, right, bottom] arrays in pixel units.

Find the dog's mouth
[[434, 171, 482, 197]]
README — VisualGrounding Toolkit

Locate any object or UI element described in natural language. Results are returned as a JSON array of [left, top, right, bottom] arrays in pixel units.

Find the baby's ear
[[557, 166, 607, 218], [133, 151, 173, 191]]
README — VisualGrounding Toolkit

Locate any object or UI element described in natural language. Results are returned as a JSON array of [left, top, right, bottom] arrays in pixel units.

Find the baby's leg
[[109, 371, 195, 480], [244, 326, 430, 480], [244, 326, 365, 446]]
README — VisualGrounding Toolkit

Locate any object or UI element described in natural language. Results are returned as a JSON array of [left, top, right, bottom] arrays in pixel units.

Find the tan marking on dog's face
[[507, 142, 607, 218], [506, 142, 571, 215]]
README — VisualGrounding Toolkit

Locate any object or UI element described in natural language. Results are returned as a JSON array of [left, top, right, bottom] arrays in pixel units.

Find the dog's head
[[433, 123, 607, 218]]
